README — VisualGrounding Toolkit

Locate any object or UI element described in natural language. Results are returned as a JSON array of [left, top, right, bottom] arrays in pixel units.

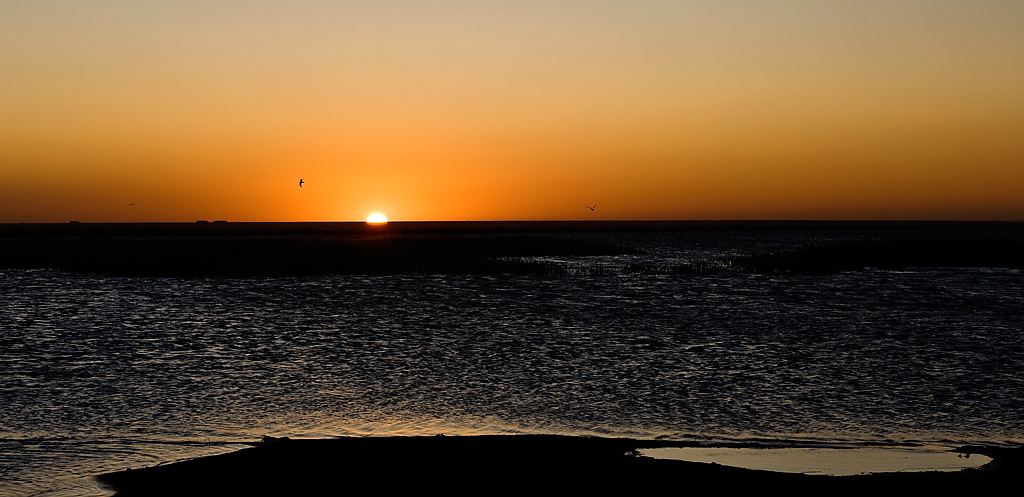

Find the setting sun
[[366, 213, 388, 224], [1, 2, 1022, 224]]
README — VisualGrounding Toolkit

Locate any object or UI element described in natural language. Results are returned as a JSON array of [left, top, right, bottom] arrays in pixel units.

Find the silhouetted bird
[[299, 178, 304, 187], [586, 205, 596, 211]]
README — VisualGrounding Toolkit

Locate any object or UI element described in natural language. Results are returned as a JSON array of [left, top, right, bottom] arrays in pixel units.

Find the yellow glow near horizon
[[366, 213, 388, 224], [1, 2, 1023, 222]]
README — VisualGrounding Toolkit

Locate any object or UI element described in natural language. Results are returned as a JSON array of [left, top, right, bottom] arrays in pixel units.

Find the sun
[[366, 213, 388, 224]]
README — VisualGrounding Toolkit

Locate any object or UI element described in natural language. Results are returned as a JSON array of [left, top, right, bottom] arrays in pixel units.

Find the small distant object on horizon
[[128, 203, 136, 207], [299, 178, 304, 187], [196, 220, 208, 223], [586, 204, 596, 211], [69, 220, 79, 224]]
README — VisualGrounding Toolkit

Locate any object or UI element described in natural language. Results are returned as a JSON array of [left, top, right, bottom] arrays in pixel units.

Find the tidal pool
[[637, 446, 990, 476]]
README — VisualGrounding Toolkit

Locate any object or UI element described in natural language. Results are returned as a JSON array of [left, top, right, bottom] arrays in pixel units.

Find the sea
[[2, 229, 1022, 496]]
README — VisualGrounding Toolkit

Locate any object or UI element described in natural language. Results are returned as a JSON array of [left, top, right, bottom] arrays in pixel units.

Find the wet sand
[[97, 436, 1021, 495]]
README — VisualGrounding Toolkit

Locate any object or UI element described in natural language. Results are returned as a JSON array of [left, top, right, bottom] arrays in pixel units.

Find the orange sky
[[3, 1, 1023, 222]]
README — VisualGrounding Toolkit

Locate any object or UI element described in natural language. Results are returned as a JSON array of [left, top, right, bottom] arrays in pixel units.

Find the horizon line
[[4, 219, 1023, 225]]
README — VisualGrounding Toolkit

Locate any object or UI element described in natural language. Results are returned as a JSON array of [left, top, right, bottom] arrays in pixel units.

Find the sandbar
[[96, 435, 1021, 495]]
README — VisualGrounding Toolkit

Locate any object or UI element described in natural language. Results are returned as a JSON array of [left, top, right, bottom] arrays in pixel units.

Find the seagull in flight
[[298, 178, 304, 187], [586, 204, 596, 211]]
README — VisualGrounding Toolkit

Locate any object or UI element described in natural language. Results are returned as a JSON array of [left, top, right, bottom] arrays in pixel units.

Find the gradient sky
[[3, 1, 1023, 222]]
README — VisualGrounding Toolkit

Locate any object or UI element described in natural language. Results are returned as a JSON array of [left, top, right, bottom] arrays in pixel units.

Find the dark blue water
[[2, 231, 1022, 496]]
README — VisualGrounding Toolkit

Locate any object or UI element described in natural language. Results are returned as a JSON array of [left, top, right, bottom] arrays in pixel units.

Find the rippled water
[[2, 231, 1022, 496]]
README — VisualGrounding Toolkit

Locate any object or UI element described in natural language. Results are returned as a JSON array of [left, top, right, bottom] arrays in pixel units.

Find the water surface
[[2, 231, 1022, 495]]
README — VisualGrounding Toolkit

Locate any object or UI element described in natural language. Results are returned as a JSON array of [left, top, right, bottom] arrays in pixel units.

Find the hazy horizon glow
[[3, 1, 1023, 222]]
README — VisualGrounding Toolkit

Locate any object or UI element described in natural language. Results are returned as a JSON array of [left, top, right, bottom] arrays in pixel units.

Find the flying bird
[[586, 204, 596, 211], [298, 178, 304, 187]]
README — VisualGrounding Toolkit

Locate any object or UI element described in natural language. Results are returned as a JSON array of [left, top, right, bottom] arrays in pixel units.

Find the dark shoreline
[[2, 220, 1021, 276], [96, 435, 1022, 495], [0, 231, 639, 276]]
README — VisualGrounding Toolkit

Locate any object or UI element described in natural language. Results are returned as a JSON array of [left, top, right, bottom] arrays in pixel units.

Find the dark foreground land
[[97, 435, 1021, 495]]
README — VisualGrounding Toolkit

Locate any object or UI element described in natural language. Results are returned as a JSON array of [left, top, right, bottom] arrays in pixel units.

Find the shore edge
[[96, 435, 1021, 495]]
